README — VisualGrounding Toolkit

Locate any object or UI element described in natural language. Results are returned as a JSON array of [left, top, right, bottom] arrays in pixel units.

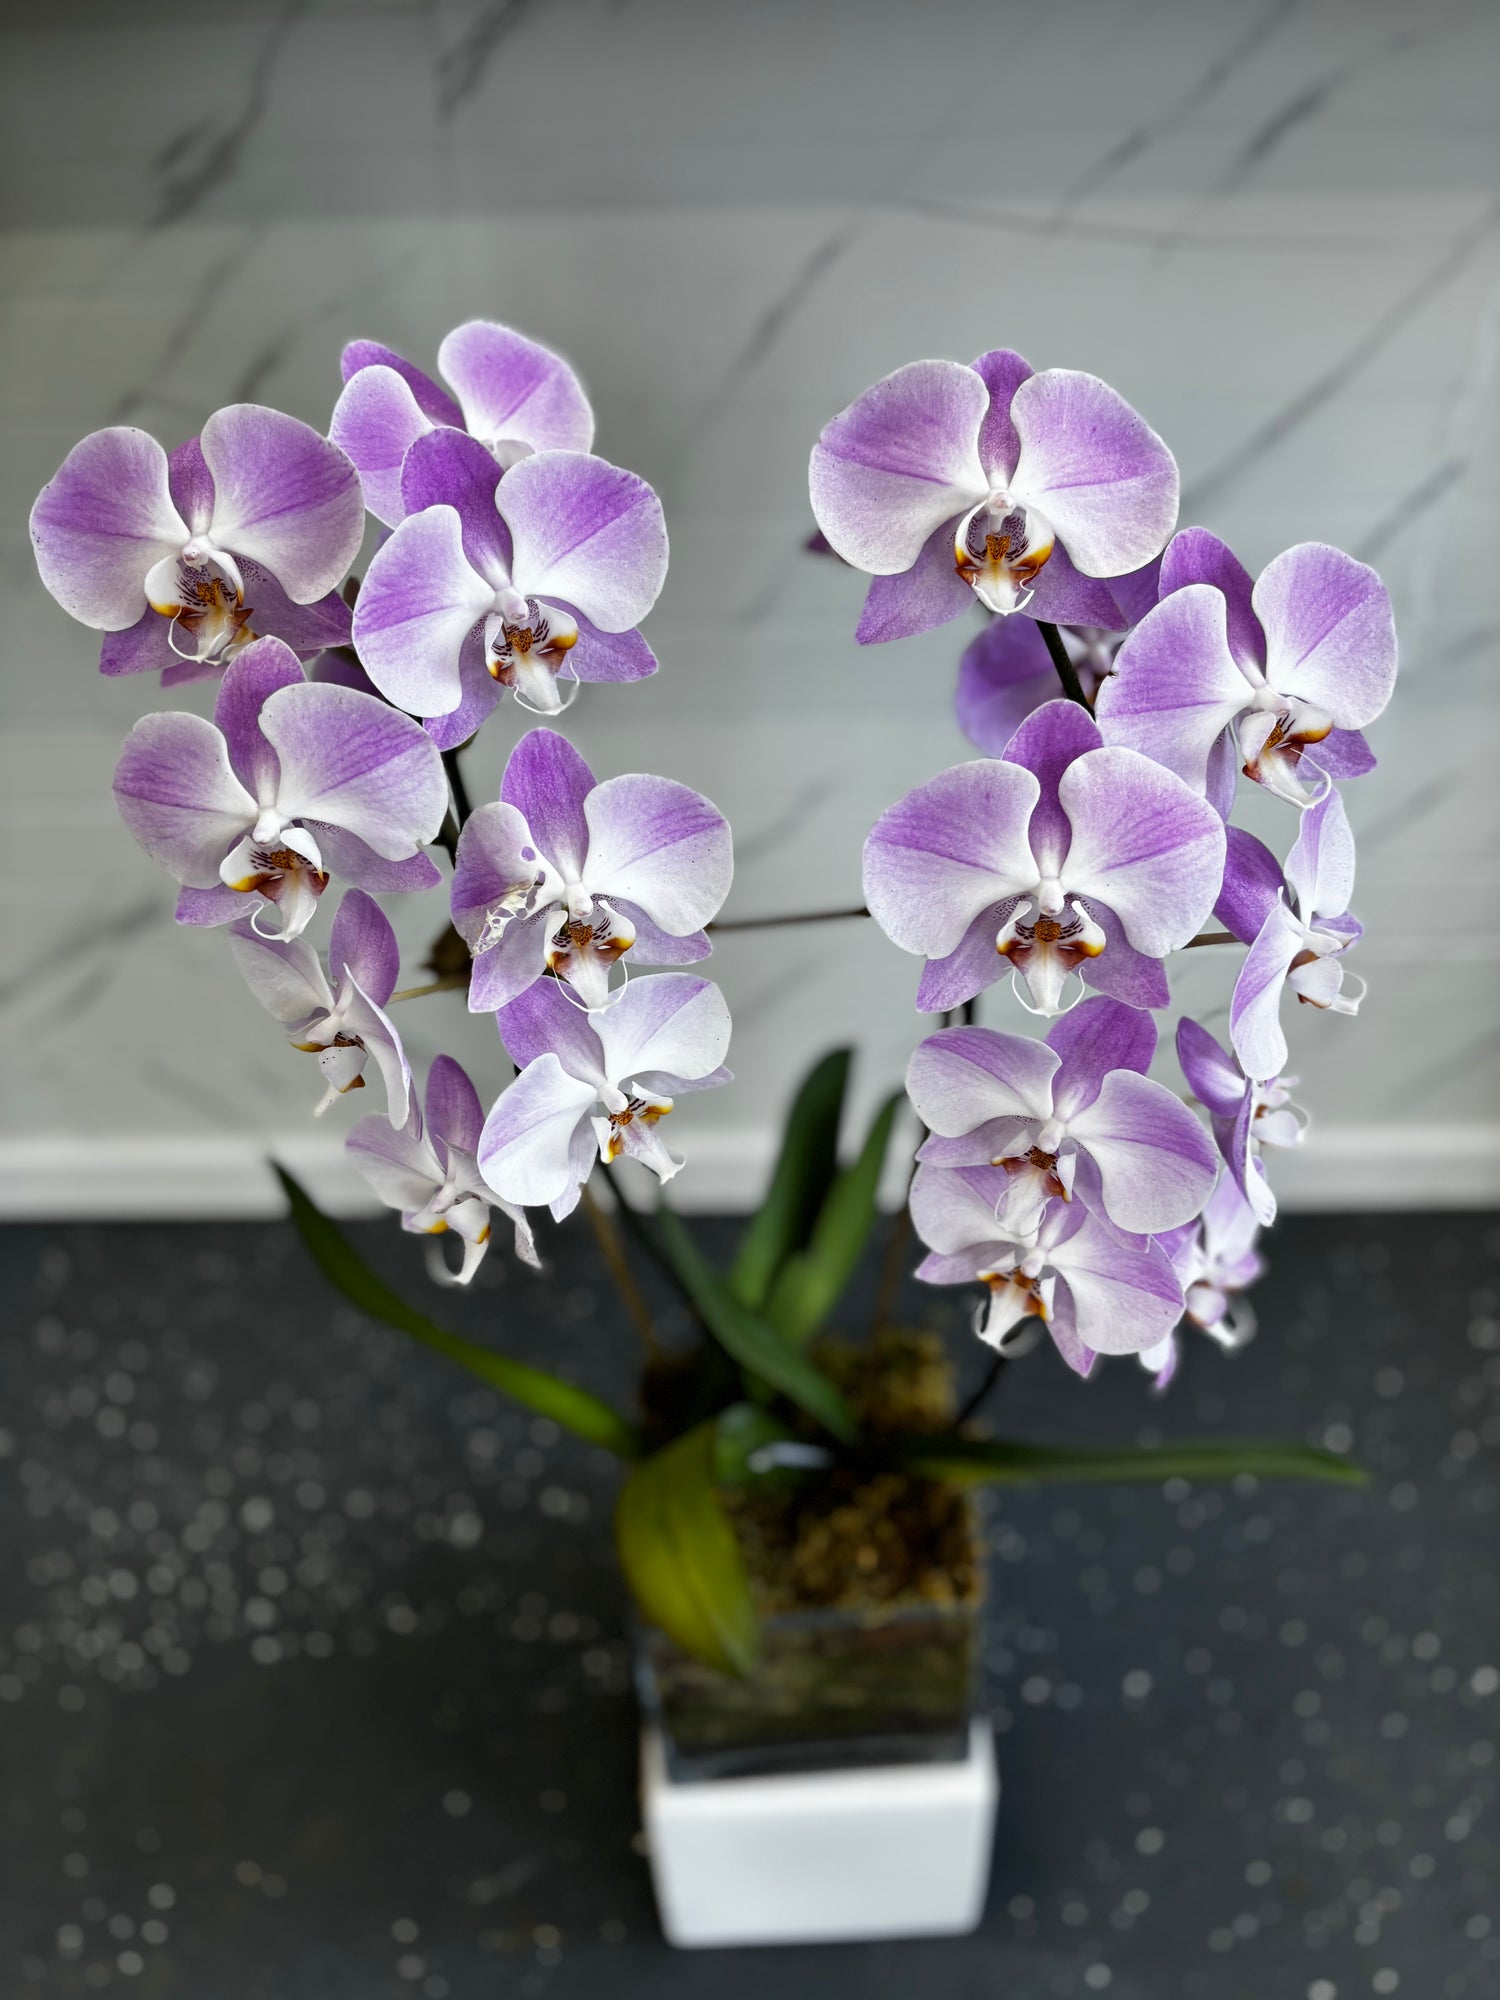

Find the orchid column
[[811, 348, 1396, 1384], [31, 320, 738, 1280]]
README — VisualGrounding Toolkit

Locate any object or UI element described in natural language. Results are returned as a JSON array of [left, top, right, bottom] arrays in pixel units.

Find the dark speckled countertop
[[1, 1212, 1496, 1998]]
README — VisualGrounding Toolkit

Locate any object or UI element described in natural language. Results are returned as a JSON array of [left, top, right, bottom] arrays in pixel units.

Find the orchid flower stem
[[442, 746, 475, 830], [1036, 620, 1093, 711], [953, 1352, 1006, 1430], [581, 1179, 660, 1356], [389, 971, 471, 1002], [870, 1198, 914, 1335], [710, 905, 869, 933], [1183, 931, 1237, 949]]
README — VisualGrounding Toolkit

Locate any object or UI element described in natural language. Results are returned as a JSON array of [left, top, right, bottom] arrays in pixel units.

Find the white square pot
[[641, 1719, 998, 1948]]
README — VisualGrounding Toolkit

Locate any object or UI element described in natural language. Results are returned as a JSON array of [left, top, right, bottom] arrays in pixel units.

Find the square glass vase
[[637, 1571, 983, 1784]]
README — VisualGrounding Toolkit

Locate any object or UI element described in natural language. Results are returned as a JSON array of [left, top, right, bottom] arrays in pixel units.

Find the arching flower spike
[[330, 321, 595, 526], [864, 699, 1225, 1014], [909, 1165, 1184, 1374], [351, 430, 664, 740], [348, 1057, 537, 1285], [1096, 531, 1395, 809], [451, 729, 732, 1012], [909, 997, 1216, 1237], [228, 889, 412, 1123], [809, 350, 1177, 642], [31, 409, 363, 679], [480, 974, 732, 1219], [112, 636, 445, 940]]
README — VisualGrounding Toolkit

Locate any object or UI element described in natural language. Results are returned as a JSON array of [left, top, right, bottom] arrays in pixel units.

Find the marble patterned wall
[[2, 0, 1497, 1213]]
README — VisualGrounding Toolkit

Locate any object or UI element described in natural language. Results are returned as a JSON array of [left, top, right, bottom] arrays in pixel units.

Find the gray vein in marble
[[1214, 9, 1481, 193], [728, 779, 830, 872], [228, 254, 415, 405], [1058, 0, 1303, 211], [0, 899, 160, 1014], [435, 0, 538, 120], [891, 197, 1415, 258], [1352, 457, 1468, 566], [1179, 201, 1500, 516], [1354, 773, 1456, 855], [109, 230, 269, 424], [150, 0, 305, 228]]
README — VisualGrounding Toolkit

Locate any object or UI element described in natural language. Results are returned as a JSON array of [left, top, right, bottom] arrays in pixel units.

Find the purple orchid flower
[[350, 429, 665, 743], [112, 635, 446, 940], [348, 1056, 537, 1286], [1158, 1172, 1264, 1350], [909, 996, 1217, 1238], [228, 888, 411, 1124], [480, 974, 732, 1219], [808, 350, 1178, 643], [452, 729, 732, 1013], [864, 698, 1225, 1014], [1096, 530, 1396, 810], [1175, 1016, 1305, 1227], [330, 321, 595, 527], [30, 408, 364, 680], [954, 559, 1163, 754], [1218, 788, 1364, 1082], [909, 1164, 1184, 1374]]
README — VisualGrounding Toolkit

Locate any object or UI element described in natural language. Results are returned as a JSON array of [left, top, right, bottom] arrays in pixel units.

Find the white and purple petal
[[1045, 1208, 1185, 1355], [1215, 827, 1285, 945], [1046, 994, 1156, 1118], [31, 427, 189, 629], [592, 973, 732, 1088], [1158, 528, 1264, 671], [863, 761, 1041, 959], [260, 683, 448, 857], [583, 775, 732, 935], [1065, 1070, 1217, 1234], [437, 320, 595, 460], [906, 1026, 1059, 1136], [1229, 899, 1304, 1082], [1009, 370, 1178, 579], [398, 428, 512, 582], [113, 713, 256, 884], [1254, 542, 1397, 728], [809, 359, 989, 575], [1057, 747, 1226, 956], [955, 616, 1057, 755], [329, 365, 436, 527], [199, 404, 364, 604], [499, 451, 667, 632], [477, 1054, 600, 1210], [352, 505, 495, 716], [1095, 585, 1250, 794], [856, 521, 974, 643], [1284, 784, 1356, 920]]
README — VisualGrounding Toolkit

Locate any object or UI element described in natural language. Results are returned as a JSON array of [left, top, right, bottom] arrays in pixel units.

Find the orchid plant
[[32, 324, 1379, 1675]]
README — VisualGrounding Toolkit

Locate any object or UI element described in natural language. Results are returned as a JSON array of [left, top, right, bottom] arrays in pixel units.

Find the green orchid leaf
[[729, 1048, 850, 1311], [893, 1433, 1366, 1487], [275, 1163, 639, 1460], [616, 1421, 760, 1677], [653, 1206, 859, 1443], [764, 1089, 903, 1346]]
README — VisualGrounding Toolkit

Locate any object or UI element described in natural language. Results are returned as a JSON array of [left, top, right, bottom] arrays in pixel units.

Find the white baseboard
[[0, 1124, 1495, 1221]]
